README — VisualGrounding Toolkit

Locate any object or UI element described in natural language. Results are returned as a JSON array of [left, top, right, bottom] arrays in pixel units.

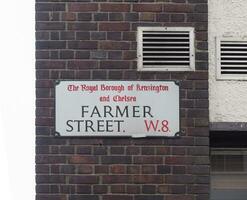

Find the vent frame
[[216, 37, 247, 80], [137, 27, 195, 72]]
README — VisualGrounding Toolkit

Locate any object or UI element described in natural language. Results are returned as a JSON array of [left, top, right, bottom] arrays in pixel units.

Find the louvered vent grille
[[137, 27, 195, 71], [220, 41, 247, 75]]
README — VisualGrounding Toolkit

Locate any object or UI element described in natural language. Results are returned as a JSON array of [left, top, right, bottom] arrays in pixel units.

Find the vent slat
[[144, 51, 189, 53], [221, 56, 247, 58], [143, 61, 190, 63], [138, 27, 194, 71], [143, 40, 190, 45], [220, 41, 247, 75], [221, 46, 247, 49], [143, 37, 189, 40], [144, 56, 189, 58]]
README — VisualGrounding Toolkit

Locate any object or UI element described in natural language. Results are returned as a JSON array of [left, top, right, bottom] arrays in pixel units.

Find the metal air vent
[[137, 27, 195, 71], [217, 39, 247, 80]]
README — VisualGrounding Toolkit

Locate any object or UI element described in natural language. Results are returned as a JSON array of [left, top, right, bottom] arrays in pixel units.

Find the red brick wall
[[36, 0, 209, 200]]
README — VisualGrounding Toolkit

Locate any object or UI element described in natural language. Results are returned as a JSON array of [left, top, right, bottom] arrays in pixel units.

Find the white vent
[[137, 27, 195, 71], [217, 39, 247, 80]]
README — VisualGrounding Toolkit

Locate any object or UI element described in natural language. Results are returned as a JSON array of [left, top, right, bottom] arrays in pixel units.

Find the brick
[[60, 70, 75, 79], [36, 175, 66, 184], [195, 99, 209, 108], [68, 41, 97, 49], [187, 72, 208, 80], [187, 165, 210, 175], [36, 80, 53, 88], [60, 185, 76, 194], [99, 23, 129, 31], [127, 165, 140, 174], [91, 51, 107, 59], [93, 146, 107, 155], [69, 156, 98, 164], [36, 22, 65, 30], [172, 147, 186, 155], [126, 147, 140, 155], [61, 31, 75, 40], [109, 13, 124, 21], [92, 70, 107, 79], [36, 99, 53, 108], [100, 61, 130, 69], [187, 14, 207, 22], [78, 165, 93, 174], [102, 175, 132, 184], [142, 185, 156, 194], [36, 31, 48, 40], [75, 51, 90, 59], [133, 4, 162, 12], [126, 185, 140, 194], [36, 195, 67, 200], [68, 61, 98, 69], [68, 23, 97, 31], [195, 4, 208, 13], [165, 195, 194, 200], [93, 185, 108, 194], [166, 175, 194, 184], [110, 147, 125, 154], [110, 165, 125, 174], [103, 195, 132, 200], [133, 175, 163, 184], [135, 195, 164, 200], [76, 146, 92, 154], [68, 3, 98, 12], [69, 175, 98, 184], [142, 165, 155, 174], [36, 61, 66, 69], [75, 70, 91, 79], [140, 13, 155, 21], [156, 14, 169, 22], [172, 0, 186, 2], [62, 12, 76, 21], [164, 4, 194, 12], [69, 195, 99, 200], [187, 109, 208, 118], [110, 186, 125, 194], [60, 50, 74, 59], [188, 185, 209, 194], [125, 13, 139, 21], [187, 90, 208, 99], [195, 176, 210, 184], [77, 185, 91, 194], [100, 41, 130, 50], [36, 3, 65, 11], [173, 166, 186, 174], [134, 156, 162, 164], [108, 70, 123, 80], [78, 13, 92, 21], [165, 156, 192, 165], [188, 146, 209, 156], [36, 185, 49, 193], [94, 13, 108, 21], [102, 156, 132, 164], [123, 32, 136, 41], [60, 165, 76, 174], [195, 119, 209, 127], [36, 13, 49, 21], [171, 14, 185, 22], [195, 22, 208, 31], [95, 165, 109, 174], [188, 0, 207, 2], [100, 3, 130, 12], [91, 32, 106, 40], [107, 32, 122, 40]]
